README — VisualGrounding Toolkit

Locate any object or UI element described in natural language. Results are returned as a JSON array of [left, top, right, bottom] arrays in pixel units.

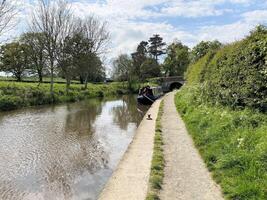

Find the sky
[[3, 0, 267, 71]]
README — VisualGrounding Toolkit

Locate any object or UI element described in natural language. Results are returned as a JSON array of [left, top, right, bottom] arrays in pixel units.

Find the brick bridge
[[158, 76, 185, 93]]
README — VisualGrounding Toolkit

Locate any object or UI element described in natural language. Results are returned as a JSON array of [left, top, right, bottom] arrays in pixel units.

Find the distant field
[[0, 76, 81, 84], [0, 81, 138, 111]]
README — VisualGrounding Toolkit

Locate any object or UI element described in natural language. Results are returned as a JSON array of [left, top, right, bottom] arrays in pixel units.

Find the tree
[[82, 16, 110, 55], [30, 0, 73, 97], [0, 42, 29, 81], [140, 58, 161, 80], [0, 0, 17, 37], [112, 54, 134, 89], [20, 32, 47, 83], [131, 41, 148, 78], [163, 41, 190, 76], [148, 34, 166, 62], [78, 16, 109, 86], [112, 54, 132, 81], [190, 40, 222, 63]]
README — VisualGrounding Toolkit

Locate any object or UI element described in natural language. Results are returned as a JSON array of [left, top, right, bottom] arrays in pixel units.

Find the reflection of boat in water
[[137, 86, 162, 105]]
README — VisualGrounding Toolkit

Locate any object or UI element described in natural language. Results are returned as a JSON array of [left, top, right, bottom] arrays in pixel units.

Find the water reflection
[[0, 95, 148, 200], [112, 95, 148, 130]]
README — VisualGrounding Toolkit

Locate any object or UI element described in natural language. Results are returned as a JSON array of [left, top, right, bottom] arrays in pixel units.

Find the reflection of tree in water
[[64, 98, 103, 136], [112, 95, 149, 130], [41, 98, 109, 199], [0, 180, 26, 200]]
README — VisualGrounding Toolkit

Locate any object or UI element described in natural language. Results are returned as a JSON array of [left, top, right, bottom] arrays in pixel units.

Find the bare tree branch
[[0, 0, 17, 36], [30, 0, 73, 96]]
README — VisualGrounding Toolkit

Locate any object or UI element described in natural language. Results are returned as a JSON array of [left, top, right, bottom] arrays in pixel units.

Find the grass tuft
[[146, 100, 165, 200]]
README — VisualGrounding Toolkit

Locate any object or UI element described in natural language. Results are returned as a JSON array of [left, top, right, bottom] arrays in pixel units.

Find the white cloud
[[242, 10, 267, 23], [0, 0, 266, 71]]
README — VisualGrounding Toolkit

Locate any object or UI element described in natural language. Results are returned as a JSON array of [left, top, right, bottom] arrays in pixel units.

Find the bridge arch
[[169, 81, 183, 91]]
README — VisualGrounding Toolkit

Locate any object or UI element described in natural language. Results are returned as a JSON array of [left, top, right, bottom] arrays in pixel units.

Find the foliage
[[186, 25, 267, 112], [131, 41, 149, 77], [112, 54, 138, 90], [140, 58, 161, 80], [148, 34, 166, 62], [146, 101, 165, 200], [175, 86, 267, 200], [185, 51, 215, 84], [163, 41, 190, 76], [20, 32, 47, 82], [190, 40, 222, 63], [0, 42, 29, 81]]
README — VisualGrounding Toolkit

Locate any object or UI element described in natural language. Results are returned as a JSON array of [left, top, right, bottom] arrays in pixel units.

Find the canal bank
[[98, 99, 162, 200]]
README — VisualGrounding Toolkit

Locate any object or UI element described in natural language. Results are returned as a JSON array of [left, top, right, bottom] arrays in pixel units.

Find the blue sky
[[7, 0, 267, 64]]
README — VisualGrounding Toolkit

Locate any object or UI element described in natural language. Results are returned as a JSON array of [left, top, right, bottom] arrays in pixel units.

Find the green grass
[[175, 86, 267, 200], [0, 81, 137, 111], [0, 76, 80, 83], [146, 100, 165, 200]]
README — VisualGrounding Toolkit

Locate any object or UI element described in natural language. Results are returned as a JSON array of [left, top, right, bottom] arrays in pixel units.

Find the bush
[[186, 25, 267, 112]]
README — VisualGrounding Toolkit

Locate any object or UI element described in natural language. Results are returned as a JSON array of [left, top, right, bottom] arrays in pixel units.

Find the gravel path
[[160, 92, 224, 200], [98, 100, 161, 200]]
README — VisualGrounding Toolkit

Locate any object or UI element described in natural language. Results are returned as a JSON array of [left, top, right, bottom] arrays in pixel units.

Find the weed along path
[[160, 92, 224, 200], [98, 99, 162, 200]]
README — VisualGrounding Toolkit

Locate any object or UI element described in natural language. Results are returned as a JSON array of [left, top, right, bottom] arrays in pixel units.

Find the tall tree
[[30, 0, 73, 97], [131, 41, 148, 78], [163, 41, 190, 76], [82, 16, 110, 55], [0, 42, 29, 81], [190, 40, 222, 63], [148, 34, 166, 62], [76, 16, 109, 87], [112, 54, 134, 89], [20, 32, 46, 83]]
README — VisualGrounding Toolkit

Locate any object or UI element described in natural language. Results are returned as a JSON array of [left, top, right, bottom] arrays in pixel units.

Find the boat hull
[[137, 95, 155, 105]]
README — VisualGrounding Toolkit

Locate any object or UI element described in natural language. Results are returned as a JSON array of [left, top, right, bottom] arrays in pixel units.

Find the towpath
[[159, 91, 224, 200], [98, 100, 161, 200]]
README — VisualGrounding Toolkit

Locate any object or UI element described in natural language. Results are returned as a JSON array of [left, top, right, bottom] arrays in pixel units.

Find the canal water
[[0, 95, 148, 200]]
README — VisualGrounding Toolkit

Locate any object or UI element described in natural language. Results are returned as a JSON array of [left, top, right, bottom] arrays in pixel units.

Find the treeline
[[186, 25, 267, 112], [0, 0, 109, 96], [112, 34, 222, 88]]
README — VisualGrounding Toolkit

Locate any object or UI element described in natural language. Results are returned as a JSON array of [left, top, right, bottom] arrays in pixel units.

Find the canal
[[0, 95, 148, 200]]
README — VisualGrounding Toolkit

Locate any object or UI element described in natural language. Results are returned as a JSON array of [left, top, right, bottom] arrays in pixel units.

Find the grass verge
[[0, 81, 138, 111], [175, 86, 267, 200], [146, 100, 165, 200]]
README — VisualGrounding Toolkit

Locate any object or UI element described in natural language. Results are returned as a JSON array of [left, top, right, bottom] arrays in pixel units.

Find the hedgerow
[[186, 25, 267, 112]]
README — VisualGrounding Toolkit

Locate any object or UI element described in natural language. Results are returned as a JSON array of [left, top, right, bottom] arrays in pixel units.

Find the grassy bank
[[175, 86, 267, 200], [146, 100, 165, 200], [0, 81, 137, 111]]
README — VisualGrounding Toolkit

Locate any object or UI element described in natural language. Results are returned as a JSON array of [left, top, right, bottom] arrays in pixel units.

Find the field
[[0, 81, 138, 111]]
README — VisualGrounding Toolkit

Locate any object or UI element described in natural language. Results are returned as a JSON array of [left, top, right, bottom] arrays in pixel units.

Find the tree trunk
[[66, 77, 71, 94], [80, 76, 84, 84], [16, 76, 21, 82], [84, 74, 88, 89], [15, 71, 22, 82], [50, 64, 54, 100], [38, 70, 43, 83]]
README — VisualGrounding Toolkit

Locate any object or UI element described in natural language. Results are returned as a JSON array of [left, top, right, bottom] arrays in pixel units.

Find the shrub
[[0, 95, 24, 111], [186, 25, 267, 112]]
